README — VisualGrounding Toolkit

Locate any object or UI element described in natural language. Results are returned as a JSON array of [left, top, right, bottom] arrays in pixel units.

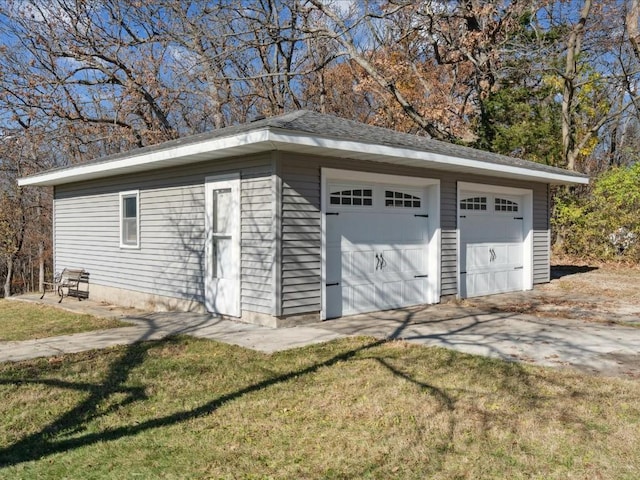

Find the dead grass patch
[[1, 336, 639, 479], [0, 300, 129, 341]]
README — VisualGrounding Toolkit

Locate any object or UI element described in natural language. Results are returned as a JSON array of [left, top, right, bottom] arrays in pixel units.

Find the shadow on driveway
[[314, 292, 640, 378]]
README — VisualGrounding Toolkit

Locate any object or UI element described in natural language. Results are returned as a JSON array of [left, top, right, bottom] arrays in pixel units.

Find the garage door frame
[[321, 168, 440, 320], [457, 181, 533, 298]]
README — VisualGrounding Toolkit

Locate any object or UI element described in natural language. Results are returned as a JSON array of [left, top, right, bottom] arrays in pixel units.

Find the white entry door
[[325, 183, 432, 318], [459, 192, 525, 297], [205, 174, 240, 316]]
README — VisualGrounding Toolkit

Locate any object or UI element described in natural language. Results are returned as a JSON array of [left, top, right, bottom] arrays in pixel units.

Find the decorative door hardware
[[375, 253, 388, 270]]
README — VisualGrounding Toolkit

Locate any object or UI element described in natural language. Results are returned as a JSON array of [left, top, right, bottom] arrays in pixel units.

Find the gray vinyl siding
[[53, 147, 552, 319], [54, 155, 274, 314], [279, 161, 322, 316], [440, 177, 458, 295], [240, 167, 275, 314], [277, 153, 553, 315], [532, 183, 551, 284]]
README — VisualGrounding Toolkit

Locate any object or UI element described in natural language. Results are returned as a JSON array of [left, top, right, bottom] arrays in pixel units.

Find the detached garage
[[18, 111, 588, 327]]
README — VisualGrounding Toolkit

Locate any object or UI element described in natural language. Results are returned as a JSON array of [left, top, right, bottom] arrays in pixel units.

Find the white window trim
[[119, 190, 140, 249]]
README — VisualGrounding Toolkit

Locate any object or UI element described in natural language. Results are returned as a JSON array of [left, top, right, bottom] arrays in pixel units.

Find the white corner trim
[[320, 168, 328, 321]]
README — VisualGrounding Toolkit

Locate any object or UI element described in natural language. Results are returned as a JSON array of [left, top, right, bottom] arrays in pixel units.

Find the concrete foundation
[[88, 283, 320, 328]]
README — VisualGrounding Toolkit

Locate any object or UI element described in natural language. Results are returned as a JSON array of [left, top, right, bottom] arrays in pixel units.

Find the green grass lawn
[[1, 335, 639, 479], [0, 300, 129, 341]]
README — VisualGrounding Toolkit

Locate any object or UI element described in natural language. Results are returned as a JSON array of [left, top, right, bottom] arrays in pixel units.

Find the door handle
[[379, 253, 386, 270], [375, 253, 380, 270]]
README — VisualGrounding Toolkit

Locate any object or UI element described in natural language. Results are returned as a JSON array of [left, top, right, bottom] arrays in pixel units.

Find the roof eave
[[17, 128, 589, 187], [267, 130, 590, 186]]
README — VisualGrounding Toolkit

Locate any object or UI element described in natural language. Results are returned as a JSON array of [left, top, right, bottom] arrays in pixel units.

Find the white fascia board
[[18, 130, 274, 186], [18, 127, 589, 187], [267, 131, 590, 185]]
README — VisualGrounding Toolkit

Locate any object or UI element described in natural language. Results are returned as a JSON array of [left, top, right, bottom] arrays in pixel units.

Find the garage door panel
[[494, 271, 509, 292], [327, 213, 388, 245], [326, 246, 341, 283], [465, 244, 491, 271], [460, 190, 526, 298], [492, 270, 523, 294], [347, 250, 376, 278], [403, 278, 427, 305], [378, 281, 403, 310], [326, 285, 342, 318], [380, 247, 426, 274], [469, 272, 491, 297], [378, 215, 425, 243], [463, 242, 522, 272], [325, 181, 434, 318], [509, 270, 524, 290], [500, 243, 523, 267], [351, 283, 376, 314], [462, 217, 522, 241]]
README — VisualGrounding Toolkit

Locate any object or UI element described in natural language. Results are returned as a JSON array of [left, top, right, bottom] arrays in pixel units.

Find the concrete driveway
[[6, 281, 640, 377], [311, 294, 640, 378]]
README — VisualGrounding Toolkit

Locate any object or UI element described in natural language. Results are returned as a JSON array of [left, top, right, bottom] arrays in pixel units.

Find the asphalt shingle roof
[[31, 110, 588, 180]]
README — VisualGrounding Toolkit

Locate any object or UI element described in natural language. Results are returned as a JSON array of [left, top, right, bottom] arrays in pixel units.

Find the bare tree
[[0, 0, 180, 157], [0, 128, 53, 297]]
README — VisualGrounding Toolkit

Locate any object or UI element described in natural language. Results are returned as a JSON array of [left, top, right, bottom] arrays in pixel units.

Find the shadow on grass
[[0, 311, 534, 471], [550, 264, 598, 280]]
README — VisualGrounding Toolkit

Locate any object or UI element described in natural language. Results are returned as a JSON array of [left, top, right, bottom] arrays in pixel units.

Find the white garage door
[[459, 191, 525, 298], [325, 183, 432, 318]]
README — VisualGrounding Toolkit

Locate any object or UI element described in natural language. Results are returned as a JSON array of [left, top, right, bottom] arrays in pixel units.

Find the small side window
[[120, 191, 139, 248]]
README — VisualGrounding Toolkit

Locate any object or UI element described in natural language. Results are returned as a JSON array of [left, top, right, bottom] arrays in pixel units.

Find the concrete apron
[[4, 293, 640, 377], [1, 295, 345, 362], [314, 302, 640, 377]]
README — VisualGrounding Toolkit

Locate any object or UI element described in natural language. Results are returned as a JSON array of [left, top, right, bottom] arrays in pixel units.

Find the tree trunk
[[38, 242, 44, 293], [4, 256, 13, 298], [628, 0, 640, 60], [561, 0, 592, 170]]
